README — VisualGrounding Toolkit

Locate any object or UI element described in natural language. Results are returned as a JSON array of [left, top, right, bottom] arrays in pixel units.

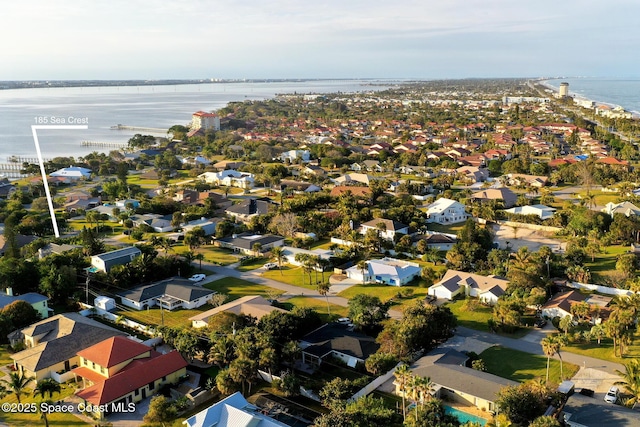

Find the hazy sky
[[3, 0, 639, 80]]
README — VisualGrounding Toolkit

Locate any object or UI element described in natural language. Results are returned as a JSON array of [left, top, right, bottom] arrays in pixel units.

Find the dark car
[[534, 319, 547, 328]]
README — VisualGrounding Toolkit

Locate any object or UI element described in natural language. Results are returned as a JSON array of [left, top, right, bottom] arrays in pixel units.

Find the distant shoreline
[[0, 78, 370, 91]]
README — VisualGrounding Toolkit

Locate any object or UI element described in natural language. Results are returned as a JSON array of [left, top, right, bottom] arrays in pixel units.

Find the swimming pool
[[444, 405, 488, 426]]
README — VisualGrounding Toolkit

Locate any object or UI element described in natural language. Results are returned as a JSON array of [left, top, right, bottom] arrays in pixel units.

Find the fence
[[257, 370, 321, 401], [567, 281, 634, 297], [348, 362, 402, 402], [79, 303, 153, 338]]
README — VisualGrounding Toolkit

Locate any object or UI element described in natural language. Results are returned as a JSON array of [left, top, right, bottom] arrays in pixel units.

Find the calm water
[[0, 80, 392, 162], [444, 405, 488, 426], [545, 77, 640, 114]]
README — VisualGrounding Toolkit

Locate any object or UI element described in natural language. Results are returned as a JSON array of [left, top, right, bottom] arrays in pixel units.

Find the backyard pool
[[444, 405, 488, 426]]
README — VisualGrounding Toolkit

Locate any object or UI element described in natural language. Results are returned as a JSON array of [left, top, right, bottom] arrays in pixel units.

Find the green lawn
[[445, 299, 493, 332], [113, 305, 215, 329], [309, 239, 334, 250], [236, 257, 268, 272], [584, 245, 628, 282], [564, 331, 640, 363], [0, 380, 90, 426], [173, 244, 240, 266], [338, 283, 430, 310], [261, 266, 322, 290], [480, 346, 579, 386], [424, 222, 465, 235], [204, 277, 281, 301]]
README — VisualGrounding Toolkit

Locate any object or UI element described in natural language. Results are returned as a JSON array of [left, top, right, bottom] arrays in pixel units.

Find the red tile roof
[[77, 336, 151, 368], [76, 351, 187, 405]]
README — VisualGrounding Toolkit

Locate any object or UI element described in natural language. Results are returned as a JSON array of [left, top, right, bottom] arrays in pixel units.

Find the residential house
[[280, 246, 332, 268], [471, 188, 518, 208], [90, 246, 142, 273], [504, 204, 556, 220], [213, 160, 246, 171], [425, 198, 468, 224], [280, 149, 310, 163], [0, 288, 49, 319], [429, 270, 509, 305], [184, 392, 289, 427], [346, 257, 422, 287], [9, 313, 127, 382], [74, 336, 187, 419], [216, 233, 285, 255], [50, 166, 92, 180], [413, 233, 457, 251], [118, 277, 215, 311], [397, 348, 517, 413], [0, 178, 16, 199], [300, 323, 379, 369], [225, 199, 276, 223], [279, 180, 322, 193], [602, 201, 640, 217], [190, 296, 288, 328], [561, 392, 640, 427], [359, 218, 409, 241], [456, 166, 488, 184], [505, 173, 549, 188], [541, 290, 587, 319], [303, 165, 327, 178], [0, 231, 37, 256], [182, 217, 219, 236], [198, 170, 255, 189], [130, 213, 174, 232], [332, 173, 377, 186], [62, 191, 101, 212], [329, 186, 372, 199], [37, 242, 81, 259], [180, 155, 211, 167]]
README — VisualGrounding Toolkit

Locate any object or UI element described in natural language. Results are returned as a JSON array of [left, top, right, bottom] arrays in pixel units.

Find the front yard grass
[[204, 277, 281, 301], [564, 331, 640, 363], [480, 346, 579, 386], [261, 265, 322, 290], [584, 245, 628, 282], [445, 299, 493, 332], [338, 283, 430, 310], [236, 257, 268, 272], [113, 305, 213, 329], [173, 244, 240, 266]]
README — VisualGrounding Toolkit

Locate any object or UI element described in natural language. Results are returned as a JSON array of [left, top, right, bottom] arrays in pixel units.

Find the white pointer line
[[31, 125, 88, 238]]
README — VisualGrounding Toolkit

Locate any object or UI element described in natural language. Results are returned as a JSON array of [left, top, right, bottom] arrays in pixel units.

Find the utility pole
[[85, 273, 90, 304]]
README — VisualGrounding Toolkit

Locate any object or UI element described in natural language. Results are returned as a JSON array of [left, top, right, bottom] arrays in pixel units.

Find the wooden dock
[[81, 141, 128, 148], [110, 124, 168, 133]]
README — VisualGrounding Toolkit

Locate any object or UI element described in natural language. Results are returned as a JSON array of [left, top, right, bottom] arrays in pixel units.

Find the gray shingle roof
[[118, 277, 214, 303]]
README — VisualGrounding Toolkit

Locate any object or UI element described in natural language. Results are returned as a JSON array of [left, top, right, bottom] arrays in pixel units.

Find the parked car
[[604, 386, 619, 403], [188, 273, 206, 282], [263, 262, 278, 270], [534, 319, 547, 328]]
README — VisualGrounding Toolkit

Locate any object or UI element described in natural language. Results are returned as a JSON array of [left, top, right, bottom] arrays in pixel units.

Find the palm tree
[[2, 371, 34, 404], [317, 281, 331, 316], [357, 260, 368, 285], [615, 359, 640, 409], [194, 253, 205, 270], [541, 335, 559, 383], [33, 378, 61, 399], [270, 246, 285, 275], [395, 364, 413, 422]]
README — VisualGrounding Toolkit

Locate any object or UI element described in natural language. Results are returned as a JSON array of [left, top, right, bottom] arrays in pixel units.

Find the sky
[[2, 0, 639, 80]]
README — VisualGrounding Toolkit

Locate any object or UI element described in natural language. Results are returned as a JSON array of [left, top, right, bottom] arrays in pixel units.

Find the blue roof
[[0, 292, 48, 309]]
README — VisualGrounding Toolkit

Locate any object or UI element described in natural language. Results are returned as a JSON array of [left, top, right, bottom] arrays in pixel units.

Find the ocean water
[[0, 80, 392, 162], [544, 77, 640, 114]]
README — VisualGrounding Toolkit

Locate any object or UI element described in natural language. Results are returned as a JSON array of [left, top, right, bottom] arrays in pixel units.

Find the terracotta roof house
[[184, 392, 289, 427], [74, 336, 187, 419], [471, 188, 518, 208], [429, 270, 509, 305], [359, 218, 409, 241], [300, 323, 379, 369], [541, 290, 587, 319], [329, 185, 372, 199], [190, 295, 288, 328], [9, 313, 127, 382], [118, 277, 215, 311], [397, 348, 517, 413]]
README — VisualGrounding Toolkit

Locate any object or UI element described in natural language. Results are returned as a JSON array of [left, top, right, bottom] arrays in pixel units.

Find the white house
[[429, 270, 509, 305], [359, 218, 409, 241], [541, 290, 587, 319], [50, 167, 92, 180], [602, 201, 640, 217], [280, 246, 333, 268], [425, 198, 468, 224], [198, 170, 255, 189], [504, 204, 556, 220], [280, 149, 310, 163], [184, 392, 289, 427], [90, 246, 142, 273], [346, 257, 422, 286]]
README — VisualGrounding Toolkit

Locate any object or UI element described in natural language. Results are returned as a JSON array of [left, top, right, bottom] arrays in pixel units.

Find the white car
[[263, 263, 278, 270], [188, 274, 206, 282], [604, 386, 619, 403]]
